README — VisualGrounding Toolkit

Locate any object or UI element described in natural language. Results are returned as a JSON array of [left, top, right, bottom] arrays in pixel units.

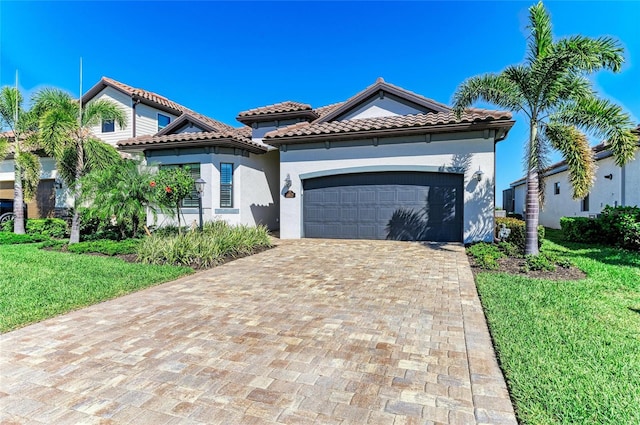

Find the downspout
[[132, 98, 140, 138]]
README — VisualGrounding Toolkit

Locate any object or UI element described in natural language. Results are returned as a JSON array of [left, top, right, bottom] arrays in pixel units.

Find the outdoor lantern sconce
[[195, 178, 206, 230], [474, 167, 484, 182], [604, 174, 613, 180], [284, 174, 292, 189], [54, 178, 63, 189]]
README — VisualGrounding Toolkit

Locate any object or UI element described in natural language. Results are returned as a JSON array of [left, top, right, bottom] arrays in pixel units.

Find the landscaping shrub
[[506, 213, 523, 220], [559, 217, 600, 243], [495, 217, 544, 253], [1, 218, 68, 238], [0, 232, 48, 245], [561, 206, 640, 251], [497, 241, 520, 258], [467, 242, 504, 270], [137, 221, 272, 268], [40, 239, 140, 256], [523, 253, 556, 272]]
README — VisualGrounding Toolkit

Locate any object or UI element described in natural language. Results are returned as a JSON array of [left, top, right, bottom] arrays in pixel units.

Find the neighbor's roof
[[117, 126, 268, 154], [237, 101, 319, 125], [264, 109, 514, 145], [510, 126, 640, 188], [82, 77, 186, 114]]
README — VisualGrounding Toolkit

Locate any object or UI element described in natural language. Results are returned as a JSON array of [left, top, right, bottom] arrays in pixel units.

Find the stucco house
[[504, 127, 640, 229], [2, 76, 515, 243]]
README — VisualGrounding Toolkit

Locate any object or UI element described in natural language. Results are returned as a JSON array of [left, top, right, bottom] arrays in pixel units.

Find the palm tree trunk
[[525, 122, 540, 255], [13, 162, 26, 234], [69, 141, 84, 244]]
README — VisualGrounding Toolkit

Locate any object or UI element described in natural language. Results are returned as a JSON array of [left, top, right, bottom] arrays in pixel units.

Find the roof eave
[[265, 119, 515, 146], [236, 110, 319, 125], [118, 138, 267, 154]]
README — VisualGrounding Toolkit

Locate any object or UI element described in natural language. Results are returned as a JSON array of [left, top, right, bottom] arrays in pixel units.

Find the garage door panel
[[303, 172, 463, 242]]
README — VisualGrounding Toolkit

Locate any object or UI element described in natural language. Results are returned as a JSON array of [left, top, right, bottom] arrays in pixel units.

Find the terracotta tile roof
[[0, 130, 15, 140], [82, 77, 187, 114], [176, 110, 235, 133], [238, 101, 313, 117], [314, 102, 344, 118], [117, 127, 267, 154], [264, 110, 513, 143]]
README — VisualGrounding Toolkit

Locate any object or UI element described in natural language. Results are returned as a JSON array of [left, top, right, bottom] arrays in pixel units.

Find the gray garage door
[[302, 171, 463, 242]]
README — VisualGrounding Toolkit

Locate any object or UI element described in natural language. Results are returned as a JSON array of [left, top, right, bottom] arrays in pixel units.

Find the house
[[3, 76, 515, 243], [506, 127, 640, 228], [262, 78, 514, 242]]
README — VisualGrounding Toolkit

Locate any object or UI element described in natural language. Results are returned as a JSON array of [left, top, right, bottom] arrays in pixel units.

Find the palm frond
[[554, 97, 636, 166], [503, 65, 536, 110], [554, 35, 624, 73], [544, 123, 596, 198], [0, 86, 23, 129], [15, 151, 42, 201], [526, 1, 553, 63], [538, 72, 593, 111], [82, 100, 127, 129], [38, 107, 77, 158], [0, 137, 9, 159], [32, 88, 77, 118], [451, 74, 524, 118], [83, 137, 121, 173]]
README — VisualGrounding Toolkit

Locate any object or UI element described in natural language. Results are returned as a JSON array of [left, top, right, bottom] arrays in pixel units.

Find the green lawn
[[0, 243, 193, 332], [476, 229, 640, 424]]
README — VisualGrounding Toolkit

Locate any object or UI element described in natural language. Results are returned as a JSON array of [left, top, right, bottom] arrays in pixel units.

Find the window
[[160, 163, 201, 207], [102, 119, 114, 133], [158, 114, 171, 131], [220, 163, 233, 208], [554, 182, 560, 195], [581, 194, 590, 212]]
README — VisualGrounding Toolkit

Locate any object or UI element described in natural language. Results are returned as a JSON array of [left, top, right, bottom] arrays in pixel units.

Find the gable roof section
[[156, 111, 234, 136], [82, 77, 186, 115], [237, 101, 319, 125], [315, 77, 451, 124], [117, 126, 268, 154], [264, 109, 514, 145]]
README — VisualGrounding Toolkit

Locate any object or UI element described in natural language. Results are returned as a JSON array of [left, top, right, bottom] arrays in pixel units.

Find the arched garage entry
[[302, 171, 463, 242]]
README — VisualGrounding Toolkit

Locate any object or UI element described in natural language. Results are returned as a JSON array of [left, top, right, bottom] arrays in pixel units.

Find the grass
[[476, 228, 640, 424], [0, 243, 192, 332]]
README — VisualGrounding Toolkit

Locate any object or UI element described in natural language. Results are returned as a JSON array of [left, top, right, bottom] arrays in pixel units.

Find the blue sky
[[1, 1, 638, 206]]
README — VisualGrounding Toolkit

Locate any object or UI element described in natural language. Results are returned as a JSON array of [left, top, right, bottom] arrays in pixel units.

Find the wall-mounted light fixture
[[604, 174, 613, 180], [54, 178, 63, 189], [284, 174, 292, 189], [474, 167, 484, 182]]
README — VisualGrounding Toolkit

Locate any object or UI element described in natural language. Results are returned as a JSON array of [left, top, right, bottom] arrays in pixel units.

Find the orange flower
[[165, 186, 172, 193], [149, 181, 156, 187]]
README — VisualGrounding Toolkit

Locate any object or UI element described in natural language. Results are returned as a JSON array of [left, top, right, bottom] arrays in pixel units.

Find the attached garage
[[302, 171, 463, 241], [0, 180, 56, 219]]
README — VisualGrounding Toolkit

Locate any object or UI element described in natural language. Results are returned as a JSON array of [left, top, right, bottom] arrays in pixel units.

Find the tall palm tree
[[34, 88, 126, 244], [0, 87, 42, 234], [452, 1, 637, 255]]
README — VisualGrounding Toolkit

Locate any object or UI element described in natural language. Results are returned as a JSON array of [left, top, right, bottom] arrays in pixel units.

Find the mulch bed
[[468, 255, 587, 280]]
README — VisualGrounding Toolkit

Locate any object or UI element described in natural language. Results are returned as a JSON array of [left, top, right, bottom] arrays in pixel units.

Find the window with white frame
[[102, 119, 115, 133], [554, 182, 560, 195], [158, 114, 171, 131], [581, 194, 590, 212]]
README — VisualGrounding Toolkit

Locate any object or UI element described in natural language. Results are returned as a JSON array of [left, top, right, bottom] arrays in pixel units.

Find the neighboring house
[[0, 130, 60, 219], [261, 78, 514, 242], [506, 127, 640, 228]]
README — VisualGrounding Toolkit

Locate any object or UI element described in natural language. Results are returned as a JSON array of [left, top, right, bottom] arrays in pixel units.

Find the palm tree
[[34, 88, 126, 244], [452, 1, 637, 255], [0, 87, 42, 234], [81, 159, 157, 239]]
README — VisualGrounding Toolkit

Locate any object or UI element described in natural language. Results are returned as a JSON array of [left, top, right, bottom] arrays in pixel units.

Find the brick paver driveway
[[1, 239, 516, 424]]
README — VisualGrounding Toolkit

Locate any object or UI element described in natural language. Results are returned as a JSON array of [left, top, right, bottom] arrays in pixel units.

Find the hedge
[[1, 218, 68, 238], [562, 206, 640, 251]]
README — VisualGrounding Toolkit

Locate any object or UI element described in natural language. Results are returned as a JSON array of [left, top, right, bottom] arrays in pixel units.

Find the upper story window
[[581, 194, 590, 212], [158, 114, 171, 131], [102, 119, 115, 133], [554, 182, 560, 195]]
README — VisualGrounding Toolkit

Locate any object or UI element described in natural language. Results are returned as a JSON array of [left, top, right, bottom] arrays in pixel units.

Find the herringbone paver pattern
[[0, 239, 516, 424]]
